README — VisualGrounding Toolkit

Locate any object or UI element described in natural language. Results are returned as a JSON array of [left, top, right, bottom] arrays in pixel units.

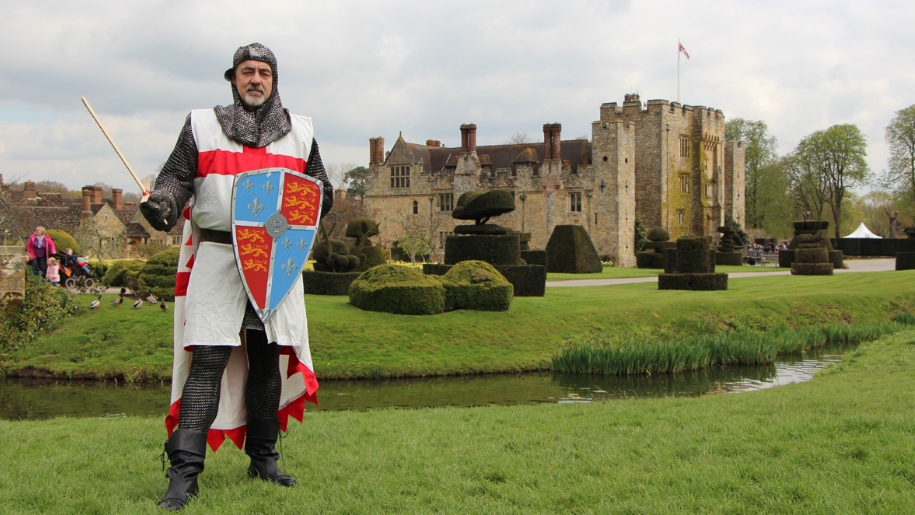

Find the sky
[[1, 0, 913, 195]]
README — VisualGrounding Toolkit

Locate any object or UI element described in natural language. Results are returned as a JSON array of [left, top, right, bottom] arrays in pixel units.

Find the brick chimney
[[550, 123, 561, 161], [543, 124, 553, 162], [81, 187, 92, 219], [91, 186, 103, 205], [24, 181, 37, 198], [112, 188, 123, 210], [369, 136, 384, 166], [460, 124, 477, 153], [426, 139, 441, 147]]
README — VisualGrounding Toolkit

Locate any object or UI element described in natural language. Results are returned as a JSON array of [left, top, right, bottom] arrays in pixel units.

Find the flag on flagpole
[[679, 41, 690, 60]]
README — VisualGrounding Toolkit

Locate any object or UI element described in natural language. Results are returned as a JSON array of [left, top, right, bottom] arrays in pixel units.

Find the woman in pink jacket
[[26, 226, 56, 276]]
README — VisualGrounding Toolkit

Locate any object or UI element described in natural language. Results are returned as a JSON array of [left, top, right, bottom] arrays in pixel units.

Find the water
[[0, 346, 848, 421]]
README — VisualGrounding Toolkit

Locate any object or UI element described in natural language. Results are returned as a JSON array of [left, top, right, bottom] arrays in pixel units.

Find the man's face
[[231, 60, 273, 109]]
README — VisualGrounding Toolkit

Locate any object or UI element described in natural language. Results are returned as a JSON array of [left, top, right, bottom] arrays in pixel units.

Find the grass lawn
[[1, 329, 912, 513], [546, 263, 787, 281], [6, 270, 915, 380]]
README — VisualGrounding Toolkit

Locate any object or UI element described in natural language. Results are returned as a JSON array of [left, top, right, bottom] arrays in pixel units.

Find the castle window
[[570, 192, 583, 212], [679, 136, 690, 157], [680, 174, 690, 193], [705, 184, 712, 198], [532, 166, 540, 177], [677, 210, 685, 225], [390, 166, 411, 188], [438, 193, 453, 212], [412, 200, 418, 214]]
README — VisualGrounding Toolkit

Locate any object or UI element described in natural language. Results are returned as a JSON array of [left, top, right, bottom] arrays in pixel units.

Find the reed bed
[[551, 319, 909, 375]]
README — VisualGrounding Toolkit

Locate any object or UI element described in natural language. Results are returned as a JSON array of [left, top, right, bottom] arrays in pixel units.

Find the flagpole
[[677, 39, 680, 103]]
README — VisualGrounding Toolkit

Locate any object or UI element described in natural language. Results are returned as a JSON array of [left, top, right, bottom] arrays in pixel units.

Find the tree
[[883, 105, 915, 208], [344, 166, 371, 200], [783, 149, 829, 221], [505, 132, 532, 144], [791, 125, 871, 238], [725, 118, 779, 229]]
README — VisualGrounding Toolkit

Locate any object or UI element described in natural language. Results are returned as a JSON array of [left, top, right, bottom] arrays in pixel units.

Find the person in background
[[26, 226, 56, 276], [45, 256, 60, 286]]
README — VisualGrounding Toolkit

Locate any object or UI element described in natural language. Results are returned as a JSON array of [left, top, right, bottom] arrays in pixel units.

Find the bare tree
[[505, 132, 532, 145]]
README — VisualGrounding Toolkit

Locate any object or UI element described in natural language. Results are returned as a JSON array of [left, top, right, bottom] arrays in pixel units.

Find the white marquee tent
[[843, 222, 882, 239]]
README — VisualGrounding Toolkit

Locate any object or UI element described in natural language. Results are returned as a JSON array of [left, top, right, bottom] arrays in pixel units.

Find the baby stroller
[[56, 252, 96, 290]]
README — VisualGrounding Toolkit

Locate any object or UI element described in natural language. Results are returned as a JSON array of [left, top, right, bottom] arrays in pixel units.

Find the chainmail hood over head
[[215, 42, 291, 148]]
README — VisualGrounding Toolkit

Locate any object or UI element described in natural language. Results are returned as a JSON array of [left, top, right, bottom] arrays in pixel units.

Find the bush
[[349, 264, 446, 315], [647, 227, 670, 242], [302, 270, 363, 295], [137, 248, 180, 301], [46, 229, 78, 255], [658, 272, 728, 291], [675, 236, 709, 273], [545, 225, 602, 273], [0, 273, 80, 357], [103, 259, 146, 288], [89, 259, 110, 281], [440, 260, 513, 311], [354, 246, 390, 271]]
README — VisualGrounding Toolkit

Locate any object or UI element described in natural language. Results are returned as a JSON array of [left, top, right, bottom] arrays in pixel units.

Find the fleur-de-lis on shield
[[282, 257, 299, 278], [242, 178, 255, 192], [248, 197, 264, 218], [263, 181, 275, 195], [298, 238, 308, 252], [281, 238, 292, 251]]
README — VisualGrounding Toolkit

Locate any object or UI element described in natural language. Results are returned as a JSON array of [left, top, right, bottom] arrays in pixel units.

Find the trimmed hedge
[[354, 246, 390, 272], [440, 261, 513, 311], [520, 249, 547, 269], [636, 252, 665, 269], [658, 272, 728, 290], [46, 229, 79, 255], [545, 225, 601, 273], [137, 248, 180, 301], [778, 249, 795, 268], [444, 234, 521, 265], [103, 259, 146, 288], [791, 263, 834, 275], [896, 252, 915, 270], [676, 236, 709, 273], [715, 252, 743, 266], [349, 264, 446, 315], [303, 270, 363, 295], [796, 248, 828, 263], [424, 263, 545, 297]]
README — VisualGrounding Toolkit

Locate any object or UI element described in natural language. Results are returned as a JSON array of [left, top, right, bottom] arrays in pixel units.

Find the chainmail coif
[[215, 42, 291, 148]]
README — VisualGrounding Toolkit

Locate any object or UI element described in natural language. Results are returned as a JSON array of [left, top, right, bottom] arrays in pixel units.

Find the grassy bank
[[1, 329, 913, 513], [5, 270, 915, 380]]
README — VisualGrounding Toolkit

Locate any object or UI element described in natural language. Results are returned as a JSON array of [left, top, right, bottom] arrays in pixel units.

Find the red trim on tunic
[[197, 147, 306, 177]]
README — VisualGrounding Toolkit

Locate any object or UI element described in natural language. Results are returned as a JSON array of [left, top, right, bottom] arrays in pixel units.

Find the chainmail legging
[[177, 329, 282, 432]]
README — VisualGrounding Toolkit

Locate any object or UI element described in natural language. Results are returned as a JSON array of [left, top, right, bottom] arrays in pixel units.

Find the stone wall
[[0, 245, 27, 303]]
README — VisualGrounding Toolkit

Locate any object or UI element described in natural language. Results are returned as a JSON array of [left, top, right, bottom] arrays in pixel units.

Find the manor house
[[363, 95, 745, 266]]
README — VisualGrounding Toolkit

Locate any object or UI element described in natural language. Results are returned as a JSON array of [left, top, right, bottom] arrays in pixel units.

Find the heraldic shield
[[231, 168, 323, 323]]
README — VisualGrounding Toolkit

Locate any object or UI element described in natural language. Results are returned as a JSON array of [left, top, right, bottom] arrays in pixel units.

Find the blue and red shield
[[231, 168, 323, 323]]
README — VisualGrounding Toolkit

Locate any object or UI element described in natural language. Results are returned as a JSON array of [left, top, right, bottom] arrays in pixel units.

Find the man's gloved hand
[[140, 190, 178, 232]]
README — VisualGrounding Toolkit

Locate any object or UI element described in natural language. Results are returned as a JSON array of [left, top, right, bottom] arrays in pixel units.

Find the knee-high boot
[[158, 429, 208, 510], [245, 417, 297, 486]]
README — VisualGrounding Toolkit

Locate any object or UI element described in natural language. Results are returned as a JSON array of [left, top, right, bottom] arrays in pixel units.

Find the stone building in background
[[363, 95, 745, 267]]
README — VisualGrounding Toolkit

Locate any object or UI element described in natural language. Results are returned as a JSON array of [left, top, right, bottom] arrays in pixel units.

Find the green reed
[[551, 319, 908, 375]]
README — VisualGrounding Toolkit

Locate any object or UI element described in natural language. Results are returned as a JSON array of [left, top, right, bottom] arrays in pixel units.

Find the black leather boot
[[245, 417, 297, 486], [158, 429, 208, 510]]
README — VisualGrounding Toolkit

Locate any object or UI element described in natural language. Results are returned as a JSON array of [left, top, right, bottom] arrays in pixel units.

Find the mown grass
[[1, 329, 913, 513], [545, 263, 785, 281], [6, 270, 915, 380]]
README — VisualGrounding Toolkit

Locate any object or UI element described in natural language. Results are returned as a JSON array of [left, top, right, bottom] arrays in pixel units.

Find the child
[[46, 257, 60, 287]]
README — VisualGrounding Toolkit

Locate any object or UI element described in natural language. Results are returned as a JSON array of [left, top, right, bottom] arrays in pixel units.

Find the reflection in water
[[0, 347, 849, 421]]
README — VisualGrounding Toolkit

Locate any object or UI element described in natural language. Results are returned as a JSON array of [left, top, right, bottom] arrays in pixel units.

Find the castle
[[363, 95, 745, 266]]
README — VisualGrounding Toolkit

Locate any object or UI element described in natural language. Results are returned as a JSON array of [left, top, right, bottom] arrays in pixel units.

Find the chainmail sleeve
[[155, 116, 198, 214], [305, 138, 334, 218]]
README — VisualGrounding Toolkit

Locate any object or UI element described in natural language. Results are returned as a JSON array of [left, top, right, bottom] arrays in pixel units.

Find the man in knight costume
[[141, 43, 332, 510]]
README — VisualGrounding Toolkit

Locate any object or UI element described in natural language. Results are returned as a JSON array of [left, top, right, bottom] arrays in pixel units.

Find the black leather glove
[[140, 190, 178, 232]]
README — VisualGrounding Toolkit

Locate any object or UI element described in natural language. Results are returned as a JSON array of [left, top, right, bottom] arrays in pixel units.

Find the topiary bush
[[137, 248, 180, 301], [45, 229, 79, 255], [103, 259, 146, 288], [545, 225, 602, 273], [440, 260, 513, 311], [349, 264, 446, 315], [89, 259, 109, 282]]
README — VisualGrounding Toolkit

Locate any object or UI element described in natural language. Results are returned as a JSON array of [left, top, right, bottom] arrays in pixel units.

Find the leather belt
[[198, 228, 233, 245]]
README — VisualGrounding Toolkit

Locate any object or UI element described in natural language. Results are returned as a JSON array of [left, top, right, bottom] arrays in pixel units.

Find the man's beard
[[243, 88, 267, 108]]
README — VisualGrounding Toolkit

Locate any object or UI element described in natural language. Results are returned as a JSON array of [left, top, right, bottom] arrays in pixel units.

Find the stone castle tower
[[363, 96, 745, 267]]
